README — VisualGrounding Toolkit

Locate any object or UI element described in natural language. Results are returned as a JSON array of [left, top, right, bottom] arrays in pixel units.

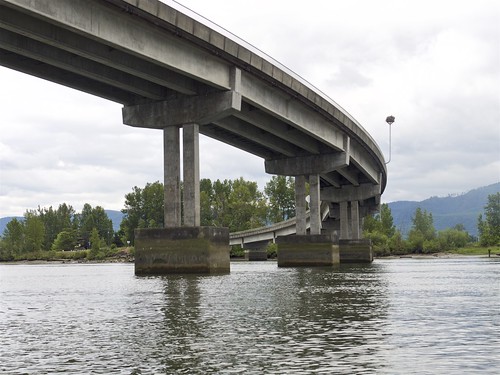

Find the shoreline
[[375, 253, 495, 260], [2, 253, 498, 265]]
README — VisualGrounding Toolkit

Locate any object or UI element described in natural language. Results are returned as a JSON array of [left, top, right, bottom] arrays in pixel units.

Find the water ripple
[[0, 259, 499, 374]]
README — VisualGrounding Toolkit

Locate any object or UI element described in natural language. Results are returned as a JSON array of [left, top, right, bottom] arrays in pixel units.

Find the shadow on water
[[159, 275, 203, 372], [139, 262, 392, 374]]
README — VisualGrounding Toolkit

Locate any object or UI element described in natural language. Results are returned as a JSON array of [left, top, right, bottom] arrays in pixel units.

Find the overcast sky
[[1, 0, 499, 217]]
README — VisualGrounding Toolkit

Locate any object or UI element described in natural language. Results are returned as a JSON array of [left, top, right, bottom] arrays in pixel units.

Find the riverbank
[[377, 252, 499, 260], [1, 245, 498, 264]]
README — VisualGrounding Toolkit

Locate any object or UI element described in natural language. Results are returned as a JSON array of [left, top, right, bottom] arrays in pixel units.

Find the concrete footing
[[276, 235, 339, 267], [134, 226, 230, 275], [339, 239, 373, 263], [244, 249, 268, 261]]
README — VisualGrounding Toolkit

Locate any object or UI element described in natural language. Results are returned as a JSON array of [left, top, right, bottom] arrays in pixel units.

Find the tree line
[[119, 176, 295, 243], [0, 203, 114, 260], [1, 177, 498, 260], [364, 192, 499, 255], [0, 176, 295, 260]]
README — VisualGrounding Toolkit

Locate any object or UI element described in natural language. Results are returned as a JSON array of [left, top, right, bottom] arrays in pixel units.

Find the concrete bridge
[[0, 0, 387, 274]]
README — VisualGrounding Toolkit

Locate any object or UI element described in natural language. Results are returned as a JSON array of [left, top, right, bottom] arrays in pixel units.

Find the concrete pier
[[244, 248, 268, 261], [135, 227, 230, 275], [339, 239, 373, 263], [276, 235, 340, 267]]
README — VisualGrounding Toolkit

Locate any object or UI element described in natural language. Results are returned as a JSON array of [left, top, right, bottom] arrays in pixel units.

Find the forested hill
[[387, 182, 500, 237]]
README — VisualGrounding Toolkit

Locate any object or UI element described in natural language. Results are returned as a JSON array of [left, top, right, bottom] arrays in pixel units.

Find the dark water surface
[[1, 257, 499, 374]]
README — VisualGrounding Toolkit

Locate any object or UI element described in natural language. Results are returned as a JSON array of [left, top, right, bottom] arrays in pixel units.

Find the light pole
[[385, 115, 395, 164]]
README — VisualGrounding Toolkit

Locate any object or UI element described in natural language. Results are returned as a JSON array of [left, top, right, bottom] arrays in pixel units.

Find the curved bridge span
[[0, 0, 387, 272]]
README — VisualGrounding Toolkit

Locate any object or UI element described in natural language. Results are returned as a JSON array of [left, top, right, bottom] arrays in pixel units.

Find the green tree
[[362, 203, 400, 255], [37, 203, 76, 249], [87, 228, 101, 260], [1, 218, 24, 258], [437, 227, 469, 250], [120, 181, 164, 244], [380, 204, 396, 237], [363, 214, 382, 234], [23, 211, 45, 253], [76, 204, 113, 246], [52, 228, 78, 251], [478, 192, 500, 246], [212, 179, 232, 228], [200, 178, 214, 226], [264, 176, 295, 223], [227, 177, 267, 231], [408, 207, 436, 253], [363, 204, 395, 237]]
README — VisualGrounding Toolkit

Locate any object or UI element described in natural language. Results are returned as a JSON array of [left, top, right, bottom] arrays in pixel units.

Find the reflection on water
[[0, 258, 498, 374]]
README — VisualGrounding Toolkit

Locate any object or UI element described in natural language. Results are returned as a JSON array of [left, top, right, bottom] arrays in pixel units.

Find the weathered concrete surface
[[276, 235, 339, 267], [244, 249, 268, 261], [339, 239, 373, 263], [135, 227, 230, 275]]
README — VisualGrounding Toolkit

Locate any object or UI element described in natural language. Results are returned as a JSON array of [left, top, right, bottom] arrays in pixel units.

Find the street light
[[385, 115, 395, 164]]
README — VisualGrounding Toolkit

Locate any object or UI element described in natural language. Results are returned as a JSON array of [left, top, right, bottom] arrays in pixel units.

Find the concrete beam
[[265, 152, 348, 176], [183, 123, 200, 227], [240, 71, 345, 151], [321, 183, 382, 203], [295, 176, 307, 235], [349, 139, 380, 184], [213, 117, 299, 157], [123, 90, 241, 128], [337, 167, 360, 186], [164, 126, 181, 227], [321, 171, 341, 188], [339, 201, 349, 240], [351, 200, 360, 240], [309, 174, 321, 235], [0, 4, 200, 95], [235, 105, 321, 154], [0, 28, 169, 100], [0, 49, 138, 104], [200, 124, 278, 160], [2, 0, 231, 89]]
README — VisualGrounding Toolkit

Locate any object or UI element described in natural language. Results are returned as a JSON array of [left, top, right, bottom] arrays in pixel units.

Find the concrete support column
[[351, 200, 360, 239], [295, 175, 307, 235], [163, 126, 181, 227], [309, 174, 321, 235], [183, 123, 200, 227], [339, 201, 349, 240]]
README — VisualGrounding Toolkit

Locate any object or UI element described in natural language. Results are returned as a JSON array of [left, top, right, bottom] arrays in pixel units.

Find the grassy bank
[[0, 247, 134, 263], [448, 245, 500, 256]]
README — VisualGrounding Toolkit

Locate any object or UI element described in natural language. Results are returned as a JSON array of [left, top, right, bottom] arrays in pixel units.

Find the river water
[[0, 257, 498, 374]]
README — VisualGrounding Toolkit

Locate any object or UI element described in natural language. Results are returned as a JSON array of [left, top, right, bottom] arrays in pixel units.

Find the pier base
[[276, 235, 339, 267], [244, 248, 268, 261], [339, 239, 373, 263], [134, 227, 230, 275]]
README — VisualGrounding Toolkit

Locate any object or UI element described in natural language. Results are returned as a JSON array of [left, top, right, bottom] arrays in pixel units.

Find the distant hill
[[106, 210, 125, 231], [388, 182, 500, 237]]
